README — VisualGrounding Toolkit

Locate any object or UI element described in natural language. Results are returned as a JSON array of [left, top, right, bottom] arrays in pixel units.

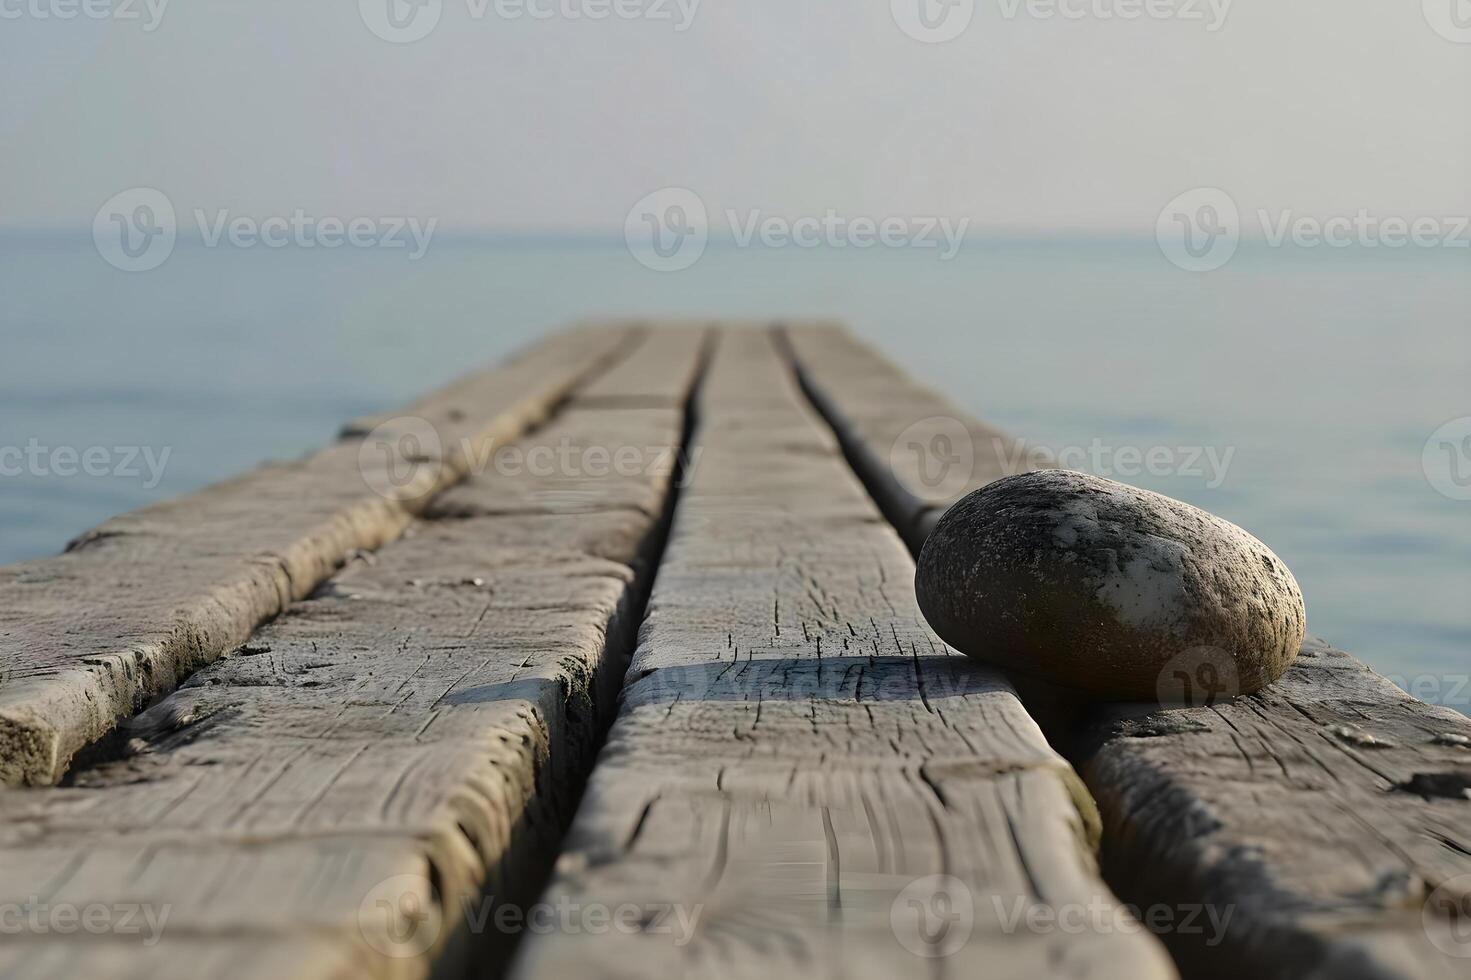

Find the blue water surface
[[2, 235, 1466, 707]]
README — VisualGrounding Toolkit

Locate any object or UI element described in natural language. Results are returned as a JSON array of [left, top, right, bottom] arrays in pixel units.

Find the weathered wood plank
[[0, 328, 707, 980], [781, 322, 1471, 979], [507, 328, 1176, 979], [570, 320, 711, 408], [779, 321, 1035, 550], [0, 324, 638, 786], [1081, 635, 1471, 979]]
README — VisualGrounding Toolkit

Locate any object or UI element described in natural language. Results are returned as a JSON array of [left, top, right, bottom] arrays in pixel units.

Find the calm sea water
[[2, 236, 1467, 708]]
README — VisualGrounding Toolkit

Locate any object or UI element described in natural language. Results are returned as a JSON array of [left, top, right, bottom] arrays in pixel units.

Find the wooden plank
[[779, 321, 1036, 550], [0, 328, 707, 980], [1081, 635, 1471, 980], [0, 323, 638, 787], [780, 322, 1471, 979], [507, 328, 1176, 980], [569, 320, 711, 408]]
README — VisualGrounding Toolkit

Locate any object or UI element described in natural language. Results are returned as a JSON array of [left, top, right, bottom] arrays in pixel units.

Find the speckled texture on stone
[[915, 470, 1305, 700]]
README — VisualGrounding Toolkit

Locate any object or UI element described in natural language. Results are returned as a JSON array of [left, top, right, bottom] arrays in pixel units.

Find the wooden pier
[[0, 322, 1466, 979]]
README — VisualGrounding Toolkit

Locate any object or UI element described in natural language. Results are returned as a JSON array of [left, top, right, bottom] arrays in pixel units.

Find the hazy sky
[[2, 0, 1468, 235]]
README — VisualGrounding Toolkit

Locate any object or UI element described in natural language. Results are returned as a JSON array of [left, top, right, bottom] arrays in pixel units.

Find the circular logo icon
[[891, 0, 975, 43], [93, 187, 176, 273], [889, 416, 975, 501], [1156, 646, 1241, 707], [358, 416, 444, 500], [891, 874, 974, 958], [358, 874, 443, 959], [1156, 187, 1240, 273], [1423, 417, 1471, 501], [624, 187, 708, 272], [1423, 874, 1471, 958], [359, 0, 442, 43], [1424, 0, 1471, 43]]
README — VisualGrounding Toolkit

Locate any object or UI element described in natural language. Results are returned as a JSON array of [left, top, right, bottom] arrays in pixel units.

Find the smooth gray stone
[[915, 469, 1306, 701]]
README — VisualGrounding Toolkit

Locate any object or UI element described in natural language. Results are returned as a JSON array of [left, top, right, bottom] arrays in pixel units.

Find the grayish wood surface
[[0, 325, 637, 786], [1082, 635, 1471, 980], [780, 322, 1035, 550], [508, 328, 1175, 980], [782, 322, 1471, 980], [0, 327, 705, 980]]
